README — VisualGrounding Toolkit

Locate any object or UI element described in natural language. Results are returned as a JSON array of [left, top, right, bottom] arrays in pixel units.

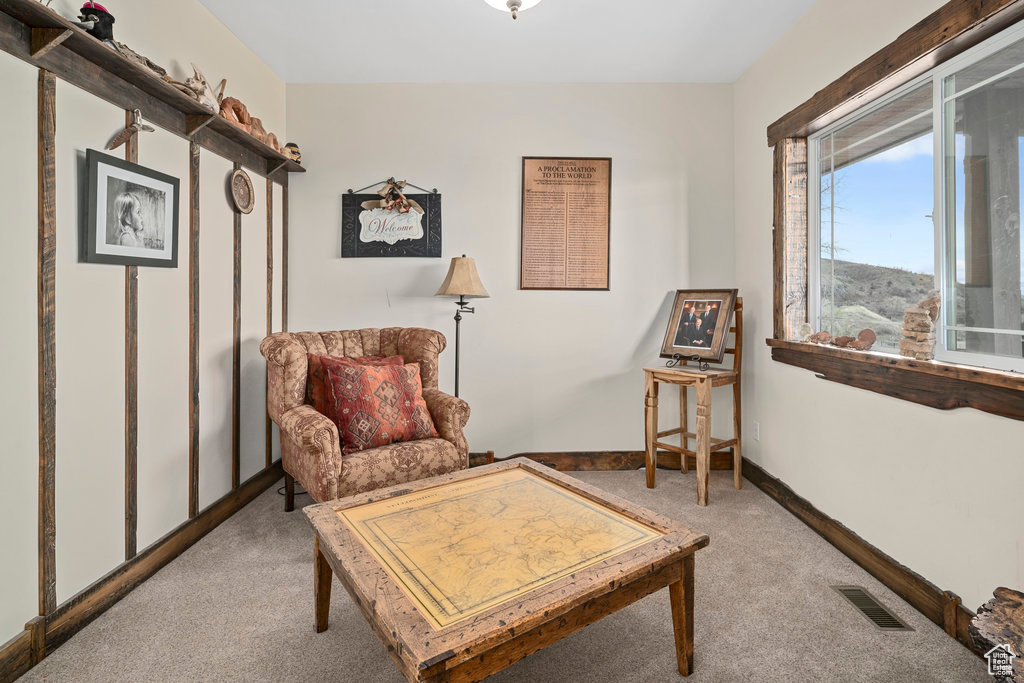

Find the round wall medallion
[[230, 169, 254, 214]]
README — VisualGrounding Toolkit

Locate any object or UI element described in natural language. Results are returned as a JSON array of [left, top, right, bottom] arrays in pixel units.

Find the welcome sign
[[358, 208, 424, 245], [341, 191, 442, 258]]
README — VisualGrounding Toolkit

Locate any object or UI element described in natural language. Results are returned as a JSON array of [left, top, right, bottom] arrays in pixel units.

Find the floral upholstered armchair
[[259, 327, 470, 510]]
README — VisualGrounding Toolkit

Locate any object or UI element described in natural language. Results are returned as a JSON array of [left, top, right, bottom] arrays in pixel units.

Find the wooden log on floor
[[970, 587, 1024, 681]]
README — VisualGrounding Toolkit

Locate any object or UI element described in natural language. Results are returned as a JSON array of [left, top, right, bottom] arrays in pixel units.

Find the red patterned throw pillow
[[307, 354, 437, 454], [306, 354, 403, 405]]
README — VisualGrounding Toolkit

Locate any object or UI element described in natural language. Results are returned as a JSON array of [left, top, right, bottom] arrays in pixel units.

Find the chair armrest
[[421, 388, 470, 466], [278, 405, 342, 502]]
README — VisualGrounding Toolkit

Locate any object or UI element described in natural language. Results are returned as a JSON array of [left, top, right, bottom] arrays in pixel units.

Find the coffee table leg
[[315, 536, 332, 633], [669, 554, 695, 676]]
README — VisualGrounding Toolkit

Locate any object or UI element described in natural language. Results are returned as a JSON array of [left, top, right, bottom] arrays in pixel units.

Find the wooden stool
[[643, 298, 742, 506]]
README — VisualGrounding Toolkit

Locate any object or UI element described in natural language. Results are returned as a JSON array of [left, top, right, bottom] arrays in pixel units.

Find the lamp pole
[[452, 295, 474, 398]]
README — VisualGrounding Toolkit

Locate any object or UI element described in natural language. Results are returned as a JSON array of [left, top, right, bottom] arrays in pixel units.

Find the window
[[810, 25, 1024, 372]]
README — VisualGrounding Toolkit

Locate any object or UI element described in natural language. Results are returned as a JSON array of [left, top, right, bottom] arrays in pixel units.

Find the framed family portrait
[[660, 289, 738, 363], [83, 149, 180, 268]]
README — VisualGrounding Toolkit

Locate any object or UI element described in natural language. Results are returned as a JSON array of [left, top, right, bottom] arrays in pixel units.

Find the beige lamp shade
[[435, 255, 490, 298]]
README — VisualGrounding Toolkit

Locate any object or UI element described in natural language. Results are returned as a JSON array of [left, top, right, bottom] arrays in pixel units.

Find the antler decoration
[[106, 109, 155, 151], [359, 177, 424, 214]]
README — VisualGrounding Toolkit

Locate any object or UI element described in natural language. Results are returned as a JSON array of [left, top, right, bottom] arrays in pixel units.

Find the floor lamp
[[435, 255, 489, 397]]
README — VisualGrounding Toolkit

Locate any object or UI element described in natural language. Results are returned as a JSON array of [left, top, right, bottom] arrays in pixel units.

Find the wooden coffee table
[[304, 457, 709, 682]]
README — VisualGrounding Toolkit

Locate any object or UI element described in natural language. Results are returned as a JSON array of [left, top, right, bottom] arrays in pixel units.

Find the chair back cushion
[[260, 327, 446, 424], [308, 354, 438, 454]]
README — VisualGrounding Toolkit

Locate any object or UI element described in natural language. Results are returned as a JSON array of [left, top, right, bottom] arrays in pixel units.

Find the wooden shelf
[[0, 0, 304, 180], [766, 338, 1024, 421]]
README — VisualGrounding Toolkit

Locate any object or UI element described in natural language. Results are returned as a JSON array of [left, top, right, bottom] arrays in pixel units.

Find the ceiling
[[197, 0, 818, 83]]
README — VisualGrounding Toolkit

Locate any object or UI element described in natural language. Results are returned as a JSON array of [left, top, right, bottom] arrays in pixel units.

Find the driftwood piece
[[970, 587, 1024, 681], [249, 117, 268, 144], [219, 96, 252, 133]]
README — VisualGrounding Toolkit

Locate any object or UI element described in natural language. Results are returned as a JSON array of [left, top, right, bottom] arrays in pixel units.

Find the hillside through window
[[811, 27, 1024, 371], [817, 83, 935, 350]]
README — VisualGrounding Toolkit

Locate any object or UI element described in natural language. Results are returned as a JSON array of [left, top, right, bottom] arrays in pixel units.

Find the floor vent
[[831, 585, 913, 631]]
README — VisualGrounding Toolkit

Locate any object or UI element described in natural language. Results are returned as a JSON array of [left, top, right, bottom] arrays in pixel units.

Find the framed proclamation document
[[520, 157, 611, 290]]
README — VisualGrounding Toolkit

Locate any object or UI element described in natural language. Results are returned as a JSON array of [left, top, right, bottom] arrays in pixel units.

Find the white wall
[[197, 153, 236, 509], [733, 0, 1024, 611], [0, 50, 41, 642], [285, 83, 734, 455], [0, 0, 286, 644], [54, 81, 127, 603]]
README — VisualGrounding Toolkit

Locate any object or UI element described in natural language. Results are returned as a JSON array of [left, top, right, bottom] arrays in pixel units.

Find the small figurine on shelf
[[282, 143, 301, 164], [73, 2, 168, 78], [164, 64, 223, 113], [74, 2, 115, 42]]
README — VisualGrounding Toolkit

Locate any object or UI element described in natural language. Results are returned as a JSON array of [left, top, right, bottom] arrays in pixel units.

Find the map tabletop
[[304, 457, 709, 682], [339, 466, 665, 628]]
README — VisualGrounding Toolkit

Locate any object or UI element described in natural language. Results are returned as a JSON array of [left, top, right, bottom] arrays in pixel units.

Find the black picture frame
[[660, 289, 738, 363], [341, 192, 442, 258], [83, 148, 180, 268]]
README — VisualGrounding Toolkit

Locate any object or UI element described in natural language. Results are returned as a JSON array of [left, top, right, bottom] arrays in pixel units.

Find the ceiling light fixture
[[484, 0, 543, 21]]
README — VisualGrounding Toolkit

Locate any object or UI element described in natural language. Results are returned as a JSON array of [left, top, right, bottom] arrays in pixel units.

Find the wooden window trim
[[766, 0, 1024, 146], [768, 0, 1024, 421]]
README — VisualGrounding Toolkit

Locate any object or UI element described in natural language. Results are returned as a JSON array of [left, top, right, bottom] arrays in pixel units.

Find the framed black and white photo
[[84, 149, 180, 267]]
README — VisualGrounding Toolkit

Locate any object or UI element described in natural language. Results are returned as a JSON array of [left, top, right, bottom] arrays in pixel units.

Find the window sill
[[766, 339, 1024, 421]]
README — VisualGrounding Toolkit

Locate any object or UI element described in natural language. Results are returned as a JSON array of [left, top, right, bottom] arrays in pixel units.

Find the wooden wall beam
[[0, 629, 33, 683], [767, 0, 1024, 146], [124, 111, 138, 561], [771, 138, 808, 340], [28, 27, 69, 59], [265, 177, 273, 469], [281, 185, 288, 332], [26, 616, 44, 666], [36, 67, 56, 618], [188, 143, 200, 518], [184, 113, 215, 138], [232, 163, 241, 489]]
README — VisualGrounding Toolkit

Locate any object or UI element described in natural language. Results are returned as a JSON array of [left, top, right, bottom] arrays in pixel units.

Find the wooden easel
[[643, 297, 743, 506]]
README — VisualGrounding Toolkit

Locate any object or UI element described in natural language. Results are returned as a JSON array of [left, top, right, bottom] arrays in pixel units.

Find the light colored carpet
[[21, 469, 988, 682]]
